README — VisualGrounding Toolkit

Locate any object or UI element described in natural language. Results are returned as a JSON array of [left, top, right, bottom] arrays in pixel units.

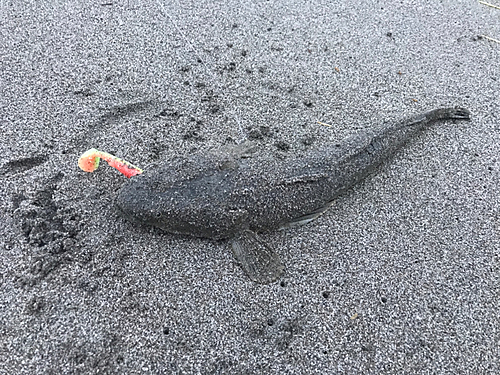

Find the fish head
[[115, 159, 247, 239]]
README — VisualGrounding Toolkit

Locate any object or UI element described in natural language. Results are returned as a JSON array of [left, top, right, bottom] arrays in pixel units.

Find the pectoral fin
[[280, 201, 335, 229], [231, 230, 284, 284]]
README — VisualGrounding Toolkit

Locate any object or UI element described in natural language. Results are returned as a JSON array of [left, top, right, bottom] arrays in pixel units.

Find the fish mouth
[[115, 198, 146, 225], [115, 188, 156, 226]]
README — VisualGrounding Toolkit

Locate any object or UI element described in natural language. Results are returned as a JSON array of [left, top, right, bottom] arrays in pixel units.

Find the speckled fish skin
[[116, 108, 470, 240]]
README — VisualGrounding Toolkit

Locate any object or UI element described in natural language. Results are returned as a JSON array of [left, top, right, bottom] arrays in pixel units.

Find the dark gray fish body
[[116, 107, 470, 283]]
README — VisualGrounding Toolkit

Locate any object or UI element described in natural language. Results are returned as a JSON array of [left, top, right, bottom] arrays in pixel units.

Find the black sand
[[1, 1, 499, 373]]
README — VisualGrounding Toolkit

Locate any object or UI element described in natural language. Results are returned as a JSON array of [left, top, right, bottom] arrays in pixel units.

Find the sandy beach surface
[[1, 1, 499, 373]]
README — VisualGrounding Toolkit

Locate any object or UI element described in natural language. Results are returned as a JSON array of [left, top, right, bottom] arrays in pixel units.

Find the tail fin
[[431, 107, 471, 121]]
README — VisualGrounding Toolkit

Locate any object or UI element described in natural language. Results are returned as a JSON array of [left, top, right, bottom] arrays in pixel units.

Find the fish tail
[[396, 107, 470, 132], [425, 107, 471, 121]]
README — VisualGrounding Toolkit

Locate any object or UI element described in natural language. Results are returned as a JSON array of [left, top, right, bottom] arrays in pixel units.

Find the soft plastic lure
[[78, 148, 143, 178]]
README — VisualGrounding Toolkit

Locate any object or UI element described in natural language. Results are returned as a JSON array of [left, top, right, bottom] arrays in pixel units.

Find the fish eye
[[155, 212, 162, 218]]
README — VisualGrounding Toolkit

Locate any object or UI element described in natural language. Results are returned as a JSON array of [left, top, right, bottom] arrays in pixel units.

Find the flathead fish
[[116, 107, 470, 283]]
